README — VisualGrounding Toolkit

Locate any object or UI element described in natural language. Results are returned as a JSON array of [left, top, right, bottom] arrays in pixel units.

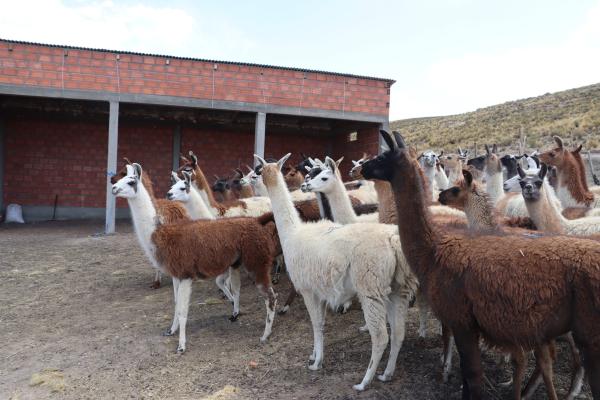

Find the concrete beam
[[0, 118, 4, 213], [172, 124, 182, 172], [378, 120, 390, 154], [0, 84, 388, 125], [105, 101, 119, 234], [254, 112, 266, 165]]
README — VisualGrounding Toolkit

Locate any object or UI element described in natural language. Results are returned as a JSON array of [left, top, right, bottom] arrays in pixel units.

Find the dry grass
[[391, 82, 600, 153]]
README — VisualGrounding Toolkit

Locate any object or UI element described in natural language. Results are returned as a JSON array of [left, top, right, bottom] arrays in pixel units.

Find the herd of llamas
[[109, 132, 600, 399]]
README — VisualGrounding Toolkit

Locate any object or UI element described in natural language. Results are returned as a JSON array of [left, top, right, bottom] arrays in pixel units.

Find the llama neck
[[464, 190, 499, 233], [434, 167, 450, 190], [374, 180, 396, 224], [556, 162, 594, 207], [253, 178, 268, 197], [185, 186, 215, 220], [127, 184, 158, 257], [265, 172, 302, 244], [193, 166, 220, 207], [447, 162, 463, 184], [390, 159, 438, 283], [323, 175, 358, 224], [422, 166, 436, 200], [239, 185, 255, 198], [484, 169, 504, 205], [524, 183, 568, 234]]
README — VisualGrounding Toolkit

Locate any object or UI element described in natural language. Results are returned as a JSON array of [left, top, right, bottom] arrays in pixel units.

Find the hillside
[[390, 83, 600, 153]]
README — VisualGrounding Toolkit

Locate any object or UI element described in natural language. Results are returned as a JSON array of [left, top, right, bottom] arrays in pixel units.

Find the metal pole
[[254, 112, 266, 165], [105, 101, 119, 234], [172, 124, 182, 172]]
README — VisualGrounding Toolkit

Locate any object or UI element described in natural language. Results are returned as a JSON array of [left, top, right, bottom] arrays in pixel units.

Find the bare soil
[[0, 221, 592, 399]]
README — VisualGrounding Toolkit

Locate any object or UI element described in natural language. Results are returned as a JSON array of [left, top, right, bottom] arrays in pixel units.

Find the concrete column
[[0, 118, 4, 213], [105, 101, 119, 234], [172, 124, 182, 172], [378, 120, 390, 154], [254, 112, 266, 165]]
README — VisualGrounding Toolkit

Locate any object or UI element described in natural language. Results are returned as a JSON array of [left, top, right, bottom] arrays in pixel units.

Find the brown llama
[[360, 130, 600, 400], [111, 159, 189, 289], [112, 162, 279, 353], [539, 136, 599, 208], [212, 174, 236, 202]]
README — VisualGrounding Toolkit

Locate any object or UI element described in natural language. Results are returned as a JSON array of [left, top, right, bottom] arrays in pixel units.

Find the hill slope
[[390, 83, 600, 153]]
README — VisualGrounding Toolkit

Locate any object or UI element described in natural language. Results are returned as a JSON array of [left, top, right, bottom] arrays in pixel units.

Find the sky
[[1, 0, 599, 120]]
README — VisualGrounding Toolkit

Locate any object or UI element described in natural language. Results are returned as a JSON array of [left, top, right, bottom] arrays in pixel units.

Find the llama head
[[467, 155, 486, 172], [419, 150, 438, 168], [254, 153, 291, 188], [167, 171, 192, 202], [176, 151, 199, 181], [483, 144, 502, 174], [212, 175, 230, 193], [538, 136, 569, 168], [361, 130, 410, 182], [518, 163, 548, 202], [295, 154, 313, 178], [229, 168, 244, 191], [301, 157, 343, 194], [284, 167, 305, 190], [239, 165, 256, 186], [349, 153, 370, 180], [112, 163, 143, 198], [438, 170, 475, 210]]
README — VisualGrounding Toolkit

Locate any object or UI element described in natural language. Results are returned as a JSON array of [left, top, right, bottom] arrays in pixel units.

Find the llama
[[110, 159, 189, 289], [284, 166, 305, 191], [419, 151, 442, 201], [440, 151, 467, 184], [539, 136, 600, 208], [178, 152, 271, 218], [519, 164, 600, 236], [440, 169, 586, 398], [212, 175, 236, 202], [256, 152, 418, 391], [112, 162, 279, 353], [230, 168, 254, 199], [361, 130, 600, 400]]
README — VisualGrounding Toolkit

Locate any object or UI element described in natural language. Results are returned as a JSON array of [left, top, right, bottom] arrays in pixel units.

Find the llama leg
[[354, 296, 388, 391], [279, 285, 297, 315], [521, 364, 542, 400], [378, 293, 410, 382], [535, 344, 558, 400], [151, 269, 161, 289], [416, 291, 428, 338], [565, 333, 585, 400], [215, 270, 233, 302], [441, 323, 454, 383], [175, 278, 193, 354], [583, 351, 600, 400], [303, 293, 326, 370], [511, 349, 526, 400], [452, 327, 483, 400], [163, 277, 181, 336], [256, 283, 277, 343], [228, 268, 241, 321]]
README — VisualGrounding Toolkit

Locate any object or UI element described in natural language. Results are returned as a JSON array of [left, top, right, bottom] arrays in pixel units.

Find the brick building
[[0, 39, 394, 232]]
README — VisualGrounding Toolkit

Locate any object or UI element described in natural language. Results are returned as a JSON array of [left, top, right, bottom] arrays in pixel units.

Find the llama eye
[[321, 177, 328, 181], [519, 181, 526, 187], [550, 153, 555, 157], [180, 187, 185, 191], [535, 181, 542, 187], [127, 180, 136, 186]]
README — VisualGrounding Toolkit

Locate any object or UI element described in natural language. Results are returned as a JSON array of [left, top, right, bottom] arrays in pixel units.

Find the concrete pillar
[[172, 124, 182, 172], [105, 101, 119, 234], [378, 120, 390, 154], [254, 112, 266, 165], [0, 118, 4, 213]]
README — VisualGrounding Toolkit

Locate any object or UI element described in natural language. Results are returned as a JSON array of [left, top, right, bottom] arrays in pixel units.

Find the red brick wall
[[331, 126, 379, 177], [265, 133, 332, 170], [3, 117, 107, 208], [0, 41, 391, 116], [180, 125, 255, 183]]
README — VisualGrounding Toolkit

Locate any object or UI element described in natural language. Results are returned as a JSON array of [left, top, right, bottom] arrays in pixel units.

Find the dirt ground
[[0, 221, 592, 400]]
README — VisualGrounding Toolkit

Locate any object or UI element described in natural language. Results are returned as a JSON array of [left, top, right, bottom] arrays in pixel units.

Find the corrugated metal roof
[[1, 38, 395, 84]]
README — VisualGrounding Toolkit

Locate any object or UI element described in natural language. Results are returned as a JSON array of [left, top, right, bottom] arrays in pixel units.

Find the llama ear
[[517, 165, 526, 179], [392, 131, 406, 149], [462, 169, 473, 187], [380, 130, 397, 150], [335, 157, 344, 168], [492, 144, 498, 154], [362, 152, 368, 160], [438, 150, 444, 157], [246, 164, 254, 173], [539, 163, 548, 180], [182, 170, 192, 184], [132, 163, 143, 179], [276, 153, 292, 171], [213, 175, 220, 181], [325, 156, 337, 171], [304, 165, 312, 172], [301, 152, 308, 160], [574, 144, 583, 153], [253, 154, 268, 166], [352, 160, 359, 167], [171, 171, 181, 183], [485, 145, 491, 155], [553, 136, 564, 149], [123, 157, 132, 165]]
